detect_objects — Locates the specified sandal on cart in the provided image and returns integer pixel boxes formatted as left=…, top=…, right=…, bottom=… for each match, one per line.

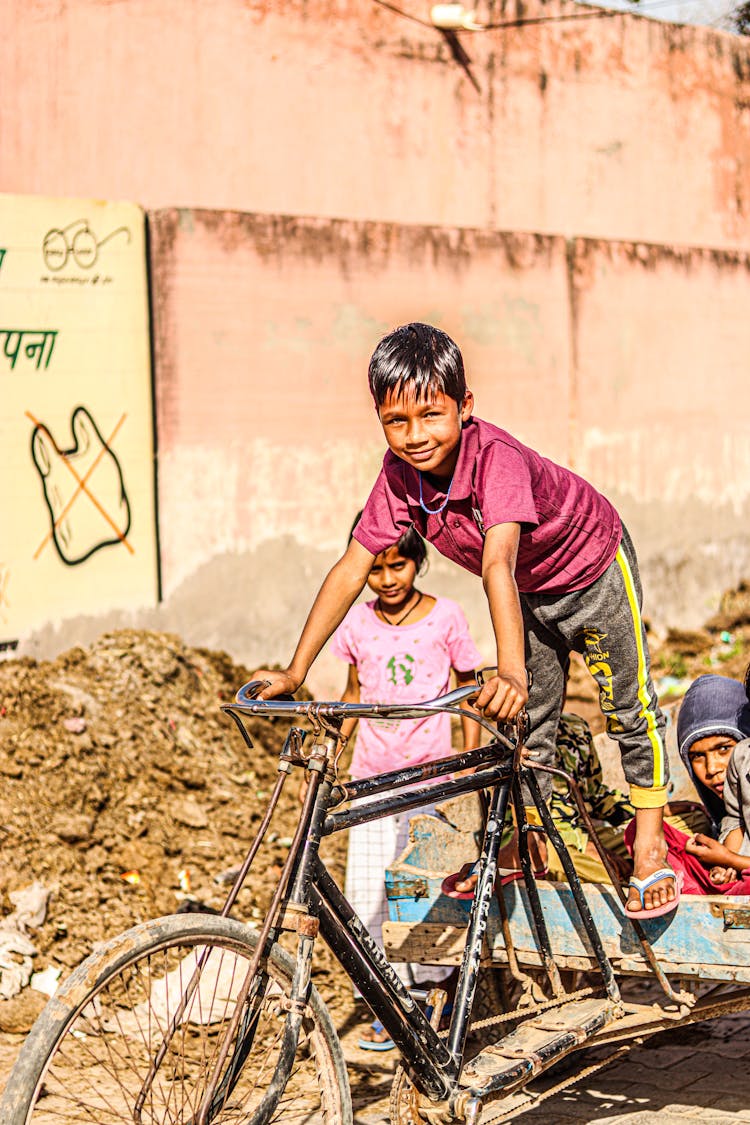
left=441, top=861, right=548, bottom=900
left=625, top=868, right=682, bottom=919
left=358, top=1019, right=395, bottom=1051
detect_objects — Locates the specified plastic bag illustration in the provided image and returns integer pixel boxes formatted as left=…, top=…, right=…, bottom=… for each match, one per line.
left=31, top=407, right=131, bottom=565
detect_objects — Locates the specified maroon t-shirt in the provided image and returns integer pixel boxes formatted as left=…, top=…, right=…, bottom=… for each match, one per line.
left=353, top=417, right=621, bottom=595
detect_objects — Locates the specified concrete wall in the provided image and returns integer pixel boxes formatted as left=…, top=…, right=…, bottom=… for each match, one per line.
left=142, top=208, right=750, bottom=695
left=3, top=1, right=750, bottom=250
left=146, top=209, right=573, bottom=690
left=570, top=239, right=750, bottom=625
left=5, top=2, right=750, bottom=694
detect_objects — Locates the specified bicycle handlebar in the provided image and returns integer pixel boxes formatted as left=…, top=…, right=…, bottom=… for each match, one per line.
left=232, top=679, right=481, bottom=721
left=228, top=679, right=527, bottom=748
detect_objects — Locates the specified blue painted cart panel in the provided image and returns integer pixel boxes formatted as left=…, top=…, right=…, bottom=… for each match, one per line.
left=384, top=808, right=750, bottom=982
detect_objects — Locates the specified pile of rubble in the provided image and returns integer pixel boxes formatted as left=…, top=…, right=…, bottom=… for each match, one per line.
left=0, top=630, right=346, bottom=1030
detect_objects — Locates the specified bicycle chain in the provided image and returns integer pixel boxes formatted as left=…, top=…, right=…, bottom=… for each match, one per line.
left=393, top=988, right=601, bottom=1124
left=436, top=986, right=595, bottom=1038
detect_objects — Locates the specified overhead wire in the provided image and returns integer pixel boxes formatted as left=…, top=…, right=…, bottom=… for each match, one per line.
left=371, top=0, right=724, bottom=30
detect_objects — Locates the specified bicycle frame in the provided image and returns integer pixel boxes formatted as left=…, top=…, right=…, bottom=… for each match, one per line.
left=213, top=681, right=652, bottom=1121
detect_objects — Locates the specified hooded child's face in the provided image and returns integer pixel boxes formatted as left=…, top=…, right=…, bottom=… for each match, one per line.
left=688, top=735, right=737, bottom=799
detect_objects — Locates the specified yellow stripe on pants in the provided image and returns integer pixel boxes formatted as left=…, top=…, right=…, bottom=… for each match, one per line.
left=615, top=545, right=666, bottom=788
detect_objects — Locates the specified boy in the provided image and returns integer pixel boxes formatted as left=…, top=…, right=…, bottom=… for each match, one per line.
left=255, top=323, right=675, bottom=916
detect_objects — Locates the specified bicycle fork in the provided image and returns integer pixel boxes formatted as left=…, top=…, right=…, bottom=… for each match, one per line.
left=196, top=762, right=331, bottom=1125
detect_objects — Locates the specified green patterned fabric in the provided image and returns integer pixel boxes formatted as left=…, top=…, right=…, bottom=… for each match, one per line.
left=549, top=712, right=635, bottom=851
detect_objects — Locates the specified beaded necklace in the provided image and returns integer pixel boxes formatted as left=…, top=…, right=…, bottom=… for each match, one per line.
left=418, top=471, right=453, bottom=515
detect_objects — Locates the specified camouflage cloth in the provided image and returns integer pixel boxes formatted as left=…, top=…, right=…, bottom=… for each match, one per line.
left=549, top=712, right=635, bottom=853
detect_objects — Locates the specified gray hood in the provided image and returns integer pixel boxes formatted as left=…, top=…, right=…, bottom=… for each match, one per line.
left=676, top=674, right=750, bottom=830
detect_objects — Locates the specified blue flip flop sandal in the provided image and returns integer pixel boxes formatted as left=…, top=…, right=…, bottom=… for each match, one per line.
left=358, top=1018, right=395, bottom=1051
left=626, top=867, right=682, bottom=919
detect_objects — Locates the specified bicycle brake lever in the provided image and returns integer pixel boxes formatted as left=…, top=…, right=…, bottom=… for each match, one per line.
left=236, top=679, right=269, bottom=702
left=235, top=679, right=296, bottom=704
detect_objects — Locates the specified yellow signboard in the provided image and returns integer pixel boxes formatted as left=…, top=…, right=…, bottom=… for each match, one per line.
left=0, top=194, right=158, bottom=651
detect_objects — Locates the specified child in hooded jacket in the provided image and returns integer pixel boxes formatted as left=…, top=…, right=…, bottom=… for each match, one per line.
left=648, top=674, right=750, bottom=894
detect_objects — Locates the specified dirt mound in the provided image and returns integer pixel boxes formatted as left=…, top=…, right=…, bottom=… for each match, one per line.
left=0, top=631, right=345, bottom=990
left=652, top=583, right=750, bottom=688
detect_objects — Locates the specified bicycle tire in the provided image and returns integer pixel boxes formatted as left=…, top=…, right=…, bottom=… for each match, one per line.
left=1, top=913, right=352, bottom=1125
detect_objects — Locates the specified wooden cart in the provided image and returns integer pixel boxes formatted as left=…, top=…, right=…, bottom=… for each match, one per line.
left=383, top=794, right=750, bottom=1117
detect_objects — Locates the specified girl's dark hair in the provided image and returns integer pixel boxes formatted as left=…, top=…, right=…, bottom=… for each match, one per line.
left=368, top=323, right=466, bottom=407
left=349, top=512, right=428, bottom=573
left=745, top=661, right=750, bottom=701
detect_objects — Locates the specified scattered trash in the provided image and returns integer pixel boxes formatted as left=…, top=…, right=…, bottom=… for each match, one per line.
left=177, top=868, right=191, bottom=893
left=121, top=870, right=141, bottom=886
left=720, top=631, right=734, bottom=644
left=0, top=883, right=51, bottom=935
left=30, top=965, right=62, bottom=997
left=0, top=931, right=38, bottom=1000
left=62, top=716, right=87, bottom=734
left=0, top=883, right=51, bottom=1000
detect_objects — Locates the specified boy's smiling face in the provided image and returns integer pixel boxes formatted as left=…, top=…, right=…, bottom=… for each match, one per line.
left=377, top=389, right=474, bottom=480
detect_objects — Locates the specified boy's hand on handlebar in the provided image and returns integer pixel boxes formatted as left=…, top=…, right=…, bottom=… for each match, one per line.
left=251, top=669, right=301, bottom=700
left=474, top=672, right=528, bottom=721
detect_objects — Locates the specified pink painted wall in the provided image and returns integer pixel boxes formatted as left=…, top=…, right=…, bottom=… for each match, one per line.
left=148, top=210, right=572, bottom=684
left=6, top=2, right=750, bottom=681
left=3, top=1, right=750, bottom=250
left=570, top=238, right=750, bottom=623
left=145, top=209, right=750, bottom=690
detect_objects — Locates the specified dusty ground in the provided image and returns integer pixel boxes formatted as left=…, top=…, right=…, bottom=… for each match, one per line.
left=0, top=582, right=748, bottom=1116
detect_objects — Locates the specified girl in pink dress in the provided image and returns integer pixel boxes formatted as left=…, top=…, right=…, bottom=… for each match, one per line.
left=331, top=520, right=482, bottom=1049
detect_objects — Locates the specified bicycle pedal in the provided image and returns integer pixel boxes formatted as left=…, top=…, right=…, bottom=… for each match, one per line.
left=460, top=998, right=618, bottom=1090
left=425, top=986, right=449, bottom=1030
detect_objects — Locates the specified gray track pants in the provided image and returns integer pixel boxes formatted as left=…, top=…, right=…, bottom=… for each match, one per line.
left=521, top=526, right=668, bottom=805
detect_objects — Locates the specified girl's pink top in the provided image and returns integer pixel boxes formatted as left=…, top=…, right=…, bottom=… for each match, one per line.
left=330, top=596, right=483, bottom=779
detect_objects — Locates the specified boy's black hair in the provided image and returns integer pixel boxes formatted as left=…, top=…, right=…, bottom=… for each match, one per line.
left=368, top=322, right=466, bottom=407
left=349, top=511, right=428, bottom=572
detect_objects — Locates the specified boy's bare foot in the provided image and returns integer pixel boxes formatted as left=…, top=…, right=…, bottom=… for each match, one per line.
left=627, top=835, right=676, bottom=913
left=453, top=831, right=548, bottom=894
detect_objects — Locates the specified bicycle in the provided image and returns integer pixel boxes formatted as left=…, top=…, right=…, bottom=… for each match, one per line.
left=1, top=674, right=683, bottom=1124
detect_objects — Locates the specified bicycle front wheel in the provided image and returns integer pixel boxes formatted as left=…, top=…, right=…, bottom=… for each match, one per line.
left=1, top=913, right=351, bottom=1125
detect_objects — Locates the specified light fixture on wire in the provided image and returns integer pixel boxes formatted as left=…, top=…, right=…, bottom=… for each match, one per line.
left=430, top=4, right=485, bottom=29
